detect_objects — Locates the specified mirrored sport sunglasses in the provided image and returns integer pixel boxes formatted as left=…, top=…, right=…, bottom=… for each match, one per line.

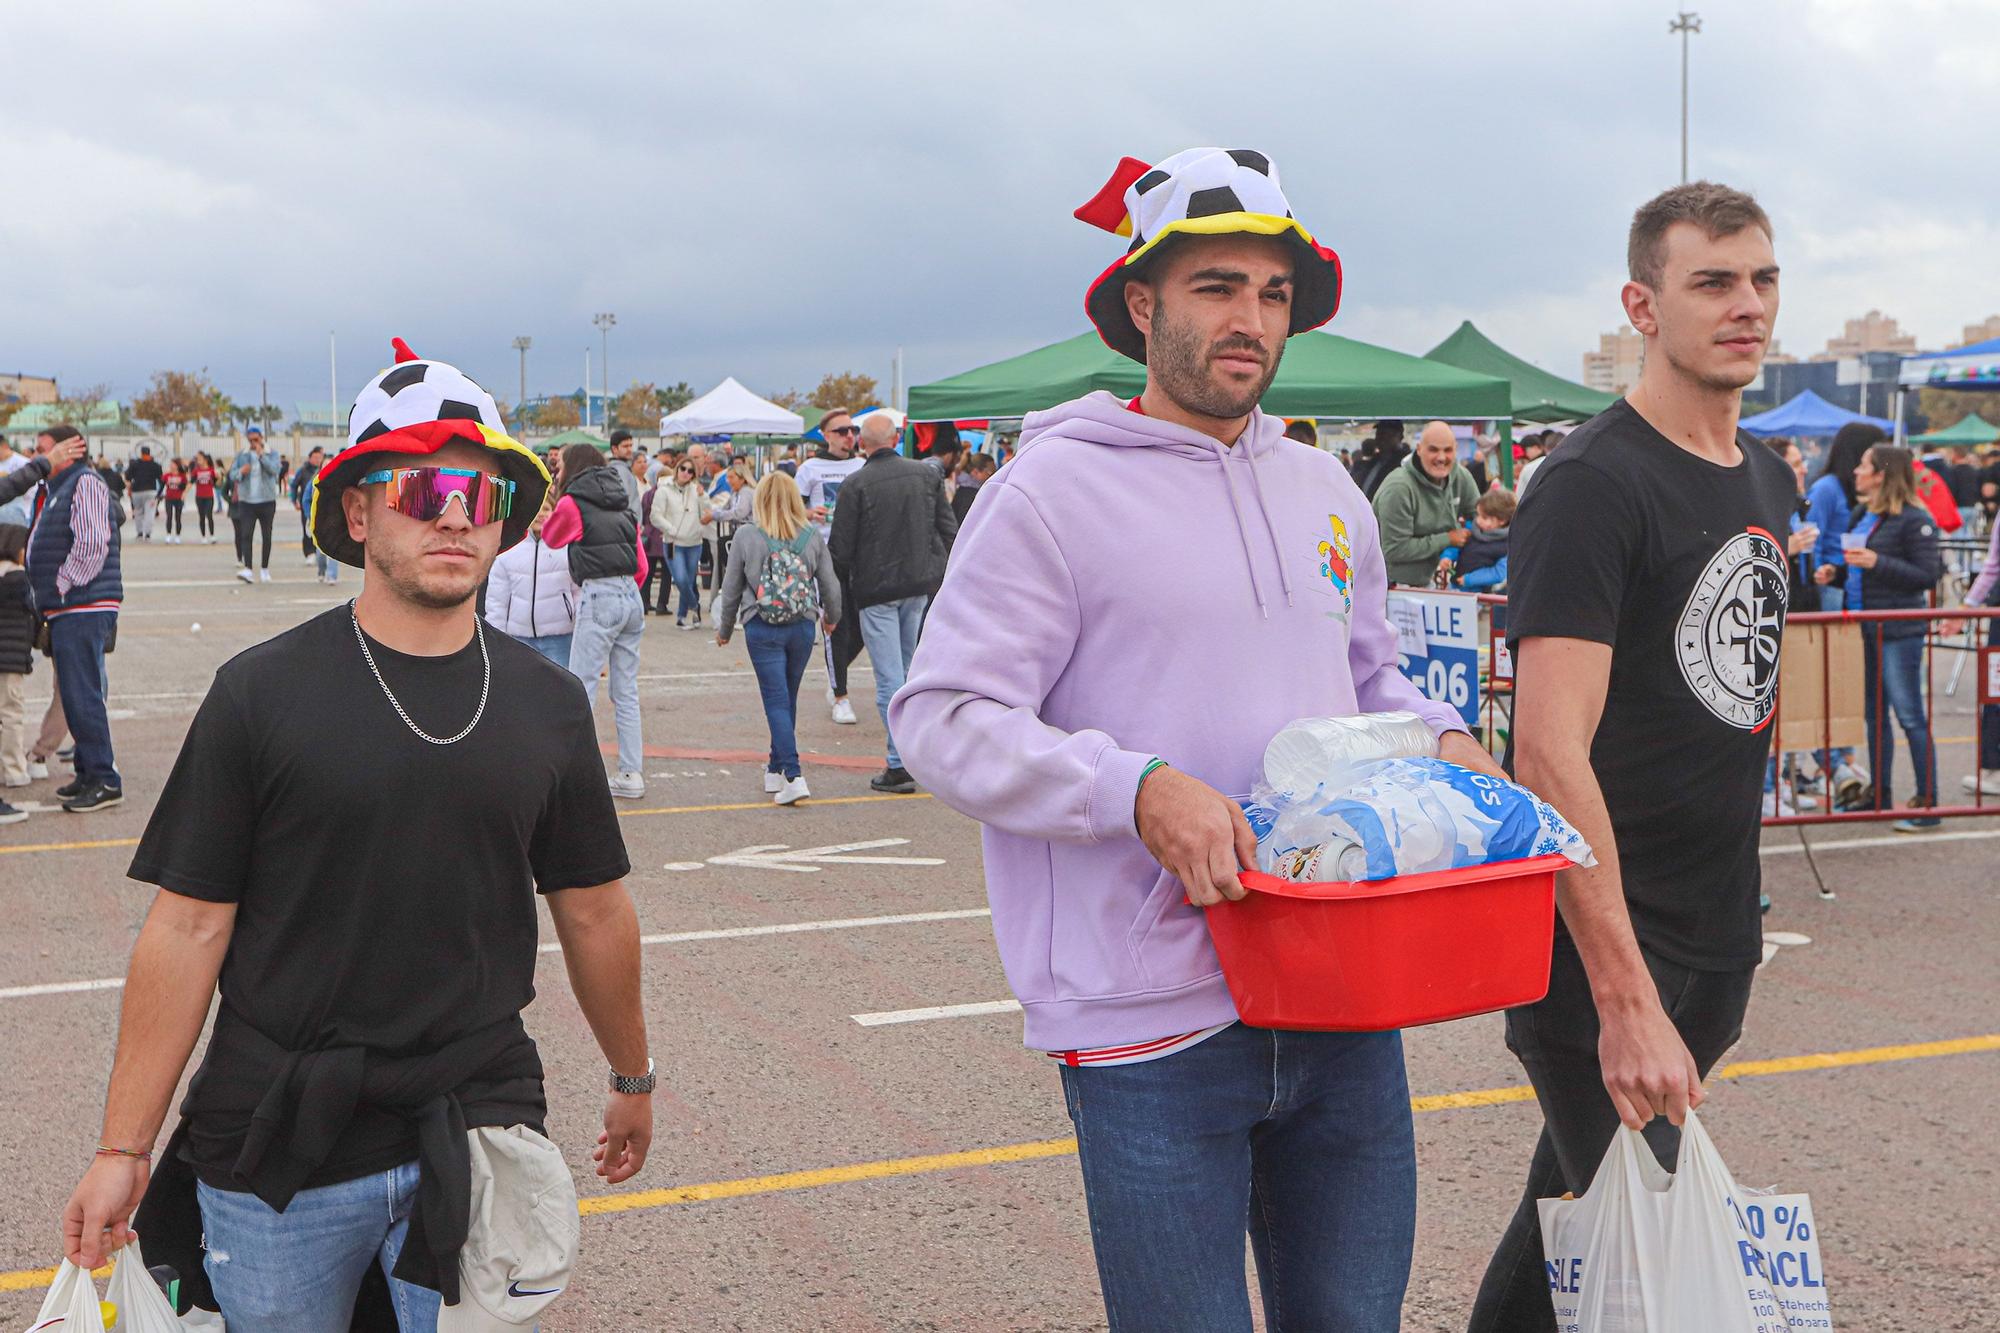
left=359, top=467, right=516, bottom=524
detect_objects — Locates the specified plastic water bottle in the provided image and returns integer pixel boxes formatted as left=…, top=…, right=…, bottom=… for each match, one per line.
left=1262, top=711, right=1438, bottom=801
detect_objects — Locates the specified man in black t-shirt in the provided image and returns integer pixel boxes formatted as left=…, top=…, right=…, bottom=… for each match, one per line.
left=62, top=343, right=654, bottom=1331
left=1469, top=186, right=1795, bottom=1331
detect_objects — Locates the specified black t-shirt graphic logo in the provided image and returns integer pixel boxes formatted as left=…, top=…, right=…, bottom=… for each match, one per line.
left=1674, top=526, right=1788, bottom=731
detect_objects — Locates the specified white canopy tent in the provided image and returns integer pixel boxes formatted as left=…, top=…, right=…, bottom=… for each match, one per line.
left=852, top=404, right=907, bottom=430
left=658, top=377, right=805, bottom=437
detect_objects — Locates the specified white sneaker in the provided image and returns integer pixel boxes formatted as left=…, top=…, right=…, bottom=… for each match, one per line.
left=826, top=684, right=837, bottom=707
left=304, top=555, right=317, bottom=565
left=1761, top=791, right=1799, bottom=818
left=775, top=775, right=810, bottom=806
left=235, top=567, right=254, bottom=584
left=831, top=697, right=857, bottom=726
left=608, top=771, right=645, bottom=800
left=1961, top=770, right=2000, bottom=796
left=28, top=760, right=48, bottom=781
left=258, top=569, right=271, bottom=583
left=764, top=772, right=785, bottom=794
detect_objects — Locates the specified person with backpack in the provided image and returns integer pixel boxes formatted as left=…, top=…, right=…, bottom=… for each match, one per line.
left=715, top=471, right=841, bottom=807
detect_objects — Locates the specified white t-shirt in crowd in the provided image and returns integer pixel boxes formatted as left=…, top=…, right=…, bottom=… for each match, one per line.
left=794, top=454, right=866, bottom=537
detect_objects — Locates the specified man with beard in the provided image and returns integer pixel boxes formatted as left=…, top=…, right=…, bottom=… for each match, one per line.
left=891, top=148, right=1507, bottom=1331
left=1468, top=183, right=1795, bottom=1330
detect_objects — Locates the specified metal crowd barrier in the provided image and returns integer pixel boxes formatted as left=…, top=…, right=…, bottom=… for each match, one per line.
left=1471, top=597, right=2000, bottom=828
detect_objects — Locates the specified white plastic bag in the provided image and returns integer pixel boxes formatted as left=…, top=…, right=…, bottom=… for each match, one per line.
left=103, top=1241, right=187, bottom=1332
left=24, top=1259, right=104, bottom=1332
left=23, top=1243, right=192, bottom=1333
left=1539, top=1111, right=1828, bottom=1332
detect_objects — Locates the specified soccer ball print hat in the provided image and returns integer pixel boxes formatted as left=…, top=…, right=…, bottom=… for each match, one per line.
left=310, top=337, right=552, bottom=568
left=1075, top=147, right=1344, bottom=363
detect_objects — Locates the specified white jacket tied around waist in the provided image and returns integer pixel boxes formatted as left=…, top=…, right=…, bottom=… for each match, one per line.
left=485, top=536, right=578, bottom=639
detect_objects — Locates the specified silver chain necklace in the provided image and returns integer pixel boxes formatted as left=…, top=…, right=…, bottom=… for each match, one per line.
left=350, top=602, right=490, bottom=746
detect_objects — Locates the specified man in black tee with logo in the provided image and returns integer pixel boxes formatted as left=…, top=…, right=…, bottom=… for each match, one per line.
left=61, top=343, right=655, bottom=1332
left=1469, top=185, right=1795, bottom=1331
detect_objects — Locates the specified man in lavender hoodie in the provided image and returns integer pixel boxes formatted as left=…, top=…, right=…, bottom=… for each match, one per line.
left=891, top=147, right=1506, bottom=1331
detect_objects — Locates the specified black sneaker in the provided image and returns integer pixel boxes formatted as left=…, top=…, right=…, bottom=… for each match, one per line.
left=56, top=746, right=75, bottom=763
left=870, top=767, right=918, bottom=795
left=0, top=800, right=26, bottom=826
left=55, top=777, right=85, bottom=800
left=61, top=782, right=123, bottom=813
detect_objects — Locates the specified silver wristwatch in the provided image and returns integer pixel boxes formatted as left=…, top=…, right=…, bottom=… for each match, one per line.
left=610, top=1058, right=656, bottom=1095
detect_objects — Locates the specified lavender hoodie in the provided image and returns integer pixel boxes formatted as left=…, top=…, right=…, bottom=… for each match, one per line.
left=889, top=392, right=1465, bottom=1051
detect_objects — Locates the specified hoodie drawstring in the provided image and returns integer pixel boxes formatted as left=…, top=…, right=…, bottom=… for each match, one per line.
left=1242, top=442, right=1295, bottom=609
left=1212, top=439, right=1271, bottom=619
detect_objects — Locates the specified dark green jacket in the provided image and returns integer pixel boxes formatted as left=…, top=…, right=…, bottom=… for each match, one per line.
left=1371, top=453, right=1480, bottom=586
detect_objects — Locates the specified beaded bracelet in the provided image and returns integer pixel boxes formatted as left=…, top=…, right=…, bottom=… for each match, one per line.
left=95, top=1145, right=152, bottom=1163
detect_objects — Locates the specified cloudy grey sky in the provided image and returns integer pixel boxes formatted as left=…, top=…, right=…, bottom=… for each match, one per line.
left=8, top=0, right=1997, bottom=417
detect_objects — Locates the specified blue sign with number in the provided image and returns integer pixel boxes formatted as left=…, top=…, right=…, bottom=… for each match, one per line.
left=1387, top=591, right=1482, bottom=730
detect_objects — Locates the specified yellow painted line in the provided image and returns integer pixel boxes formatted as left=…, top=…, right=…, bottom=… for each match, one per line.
left=619, top=793, right=933, bottom=818
left=1410, top=1085, right=1538, bottom=1112
left=579, top=1136, right=1080, bottom=1216
left=0, top=1263, right=109, bottom=1293
left=0, top=837, right=140, bottom=856
left=1, top=1036, right=1989, bottom=1296
left=1713, top=1032, right=2000, bottom=1078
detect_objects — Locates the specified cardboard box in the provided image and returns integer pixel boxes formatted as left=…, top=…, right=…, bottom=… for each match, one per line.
left=1776, top=621, right=1866, bottom=752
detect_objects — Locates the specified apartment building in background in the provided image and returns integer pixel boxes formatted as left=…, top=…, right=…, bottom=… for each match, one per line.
left=1581, top=326, right=1644, bottom=395
left=1955, top=315, right=2000, bottom=348
left=0, top=373, right=58, bottom=405
left=1823, top=310, right=1918, bottom=359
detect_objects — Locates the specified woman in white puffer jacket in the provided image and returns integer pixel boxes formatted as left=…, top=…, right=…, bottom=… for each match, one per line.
left=485, top=502, right=580, bottom=667
left=648, top=461, right=713, bottom=628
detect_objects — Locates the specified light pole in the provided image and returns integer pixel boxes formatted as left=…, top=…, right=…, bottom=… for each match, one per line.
left=593, top=312, right=616, bottom=429
left=511, top=336, right=531, bottom=436
left=1670, top=11, right=1701, bottom=183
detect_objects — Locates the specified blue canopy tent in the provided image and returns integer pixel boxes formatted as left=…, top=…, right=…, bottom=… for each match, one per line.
left=1738, top=388, right=1893, bottom=439
left=1894, top=337, right=2000, bottom=445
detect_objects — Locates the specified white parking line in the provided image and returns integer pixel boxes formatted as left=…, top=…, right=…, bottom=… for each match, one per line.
left=1760, top=826, right=2000, bottom=855
left=852, top=1000, right=1021, bottom=1027
left=0, top=908, right=994, bottom=1003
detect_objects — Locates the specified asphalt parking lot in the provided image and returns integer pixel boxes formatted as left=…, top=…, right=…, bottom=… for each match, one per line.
left=2, top=540, right=1995, bottom=1330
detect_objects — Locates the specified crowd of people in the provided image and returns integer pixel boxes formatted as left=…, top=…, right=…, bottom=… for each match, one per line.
left=8, top=152, right=2000, bottom=1332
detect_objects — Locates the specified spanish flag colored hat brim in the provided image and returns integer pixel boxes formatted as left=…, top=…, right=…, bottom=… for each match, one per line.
left=309, top=418, right=550, bottom=569
left=1083, top=214, right=1343, bottom=363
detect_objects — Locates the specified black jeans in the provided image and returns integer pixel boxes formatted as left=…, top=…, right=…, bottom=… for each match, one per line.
left=1467, top=932, right=1757, bottom=1331
left=235, top=500, right=276, bottom=570
left=164, top=498, right=183, bottom=536
left=824, top=570, right=863, bottom=696
left=194, top=496, right=214, bottom=537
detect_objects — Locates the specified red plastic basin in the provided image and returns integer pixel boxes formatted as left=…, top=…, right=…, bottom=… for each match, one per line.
left=1204, top=854, right=1564, bottom=1031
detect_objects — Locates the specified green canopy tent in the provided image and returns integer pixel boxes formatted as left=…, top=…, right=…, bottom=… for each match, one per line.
left=907, top=330, right=1512, bottom=424
left=1909, top=413, right=2000, bottom=447
left=537, top=428, right=610, bottom=452
left=1422, top=321, right=1618, bottom=424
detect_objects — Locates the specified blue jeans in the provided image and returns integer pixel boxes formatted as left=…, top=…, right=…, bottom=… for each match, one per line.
left=667, top=544, right=702, bottom=619
left=49, top=611, right=118, bottom=787
left=520, top=632, right=573, bottom=669
left=314, top=549, right=340, bottom=583
left=858, top=596, right=926, bottom=768
left=197, top=1164, right=440, bottom=1332
left=1863, top=627, right=1936, bottom=812
left=745, top=616, right=815, bottom=780
left=1059, top=1023, right=1415, bottom=1332
left=568, top=578, right=645, bottom=775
